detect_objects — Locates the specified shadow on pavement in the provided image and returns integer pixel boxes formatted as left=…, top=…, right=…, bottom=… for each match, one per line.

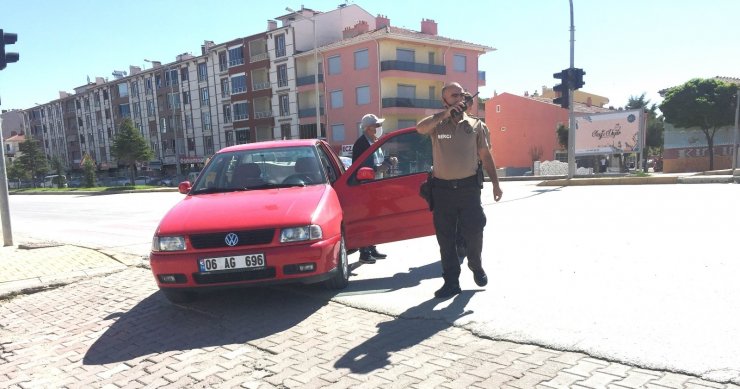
left=301, top=261, right=440, bottom=298
left=83, top=287, right=326, bottom=365
left=334, top=291, right=476, bottom=373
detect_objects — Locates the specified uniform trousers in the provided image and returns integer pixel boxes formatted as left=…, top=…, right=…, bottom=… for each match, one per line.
left=431, top=178, right=487, bottom=286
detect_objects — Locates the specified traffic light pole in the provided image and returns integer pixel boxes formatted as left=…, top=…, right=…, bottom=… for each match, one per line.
left=567, top=0, right=576, bottom=179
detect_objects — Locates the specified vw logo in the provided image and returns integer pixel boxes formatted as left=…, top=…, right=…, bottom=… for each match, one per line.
left=224, top=233, right=239, bottom=246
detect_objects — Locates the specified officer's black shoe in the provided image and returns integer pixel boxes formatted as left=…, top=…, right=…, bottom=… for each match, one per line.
left=434, top=283, right=462, bottom=299
left=358, top=252, right=376, bottom=264
left=473, top=270, right=488, bottom=287
left=369, top=246, right=387, bottom=259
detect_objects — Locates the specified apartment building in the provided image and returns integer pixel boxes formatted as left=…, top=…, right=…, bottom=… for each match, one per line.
left=23, top=4, right=492, bottom=176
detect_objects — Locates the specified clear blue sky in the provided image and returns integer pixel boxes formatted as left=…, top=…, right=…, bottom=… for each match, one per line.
left=1, top=0, right=738, bottom=112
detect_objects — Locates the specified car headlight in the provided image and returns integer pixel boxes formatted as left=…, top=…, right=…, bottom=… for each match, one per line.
left=152, top=236, right=186, bottom=251
left=280, top=225, right=322, bottom=243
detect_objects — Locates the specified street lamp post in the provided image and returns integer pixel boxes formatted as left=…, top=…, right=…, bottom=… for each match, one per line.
left=286, top=7, right=321, bottom=137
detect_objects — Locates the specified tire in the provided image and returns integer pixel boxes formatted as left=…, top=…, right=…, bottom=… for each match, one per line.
left=324, top=232, right=349, bottom=289
left=161, top=288, right=197, bottom=304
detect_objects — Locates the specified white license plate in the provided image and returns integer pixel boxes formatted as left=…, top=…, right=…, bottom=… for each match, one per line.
left=198, top=253, right=265, bottom=273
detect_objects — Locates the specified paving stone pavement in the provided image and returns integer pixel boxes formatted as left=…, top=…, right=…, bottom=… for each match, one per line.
left=1, top=267, right=739, bottom=389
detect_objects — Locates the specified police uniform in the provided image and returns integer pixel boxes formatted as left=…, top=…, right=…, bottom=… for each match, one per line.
left=426, top=114, right=490, bottom=288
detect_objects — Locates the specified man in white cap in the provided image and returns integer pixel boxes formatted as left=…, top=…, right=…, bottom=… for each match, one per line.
left=352, top=113, right=397, bottom=264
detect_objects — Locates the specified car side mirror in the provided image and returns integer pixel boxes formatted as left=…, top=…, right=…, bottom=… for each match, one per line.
left=178, top=181, right=192, bottom=194
left=356, top=167, right=375, bottom=181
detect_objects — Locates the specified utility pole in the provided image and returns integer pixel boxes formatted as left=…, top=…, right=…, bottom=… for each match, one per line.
left=567, top=0, right=576, bottom=178
left=732, top=86, right=739, bottom=176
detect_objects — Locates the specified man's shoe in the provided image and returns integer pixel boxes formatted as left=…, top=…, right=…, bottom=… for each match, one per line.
left=359, top=253, right=376, bottom=264
left=434, top=283, right=462, bottom=299
left=369, top=246, right=387, bottom=259
left=473, top=270, right=488, bottom=287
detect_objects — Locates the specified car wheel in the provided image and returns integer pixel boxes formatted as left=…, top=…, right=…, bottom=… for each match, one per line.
left=324, top=232, right=349, bottom=289
left=161, top=288, right=197, bottom=304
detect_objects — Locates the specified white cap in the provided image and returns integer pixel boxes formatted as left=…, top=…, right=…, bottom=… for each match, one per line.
left=360, top=113, right=385, bottom=129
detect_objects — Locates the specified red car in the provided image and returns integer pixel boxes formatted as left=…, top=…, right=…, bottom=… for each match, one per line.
left=150, top=128, right=435, bottom=303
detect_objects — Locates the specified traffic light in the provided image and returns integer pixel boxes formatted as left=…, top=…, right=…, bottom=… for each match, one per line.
left=570, top=68, right=585, bottom=90
left=1, top=29, right=19, bottom=70
left=553, top=69, right=570, bottom=109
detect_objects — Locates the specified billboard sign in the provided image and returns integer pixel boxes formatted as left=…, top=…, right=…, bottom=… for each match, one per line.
left=575, top=109, right=643, bottom=155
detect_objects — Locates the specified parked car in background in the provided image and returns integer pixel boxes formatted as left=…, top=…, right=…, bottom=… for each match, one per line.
left=150, top=128, right=436, bottom=303
left=157, top=177, right=175, bottom=186
left=43, top=175, right=67, bottom=188
left=134, top=176, right=153, bottom=185
left=111, top=176, right=131, bottom=186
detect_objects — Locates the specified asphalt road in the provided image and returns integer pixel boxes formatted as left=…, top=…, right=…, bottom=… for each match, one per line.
left=6, top=182, right=740, bottom=381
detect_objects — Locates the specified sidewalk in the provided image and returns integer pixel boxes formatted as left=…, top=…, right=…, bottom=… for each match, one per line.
left=0, top=240, right=145, bottom=299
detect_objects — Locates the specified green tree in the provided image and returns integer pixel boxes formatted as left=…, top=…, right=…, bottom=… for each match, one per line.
left=16, top=136, right=49, bottom=187
left=50, top=157, right=66, bottom=188
left=556, top=124, right=568, bottom=149
left=82, top=153, right=97, bottom=187
left=110, top=119, right=153, bottom=185
left=659, top=78, right=735, bottom=170
left=7, top=160, right=30, bottom=183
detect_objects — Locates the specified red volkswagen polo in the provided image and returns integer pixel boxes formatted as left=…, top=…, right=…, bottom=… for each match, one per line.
left=150, top=129, right=435, bottom=303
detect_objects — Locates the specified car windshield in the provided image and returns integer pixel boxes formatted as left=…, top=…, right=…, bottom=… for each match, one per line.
left=190, top=146, right=327, bottom=194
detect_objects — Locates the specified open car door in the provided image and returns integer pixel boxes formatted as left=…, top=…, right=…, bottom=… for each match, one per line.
left=333, top=128, right=436, bottom=250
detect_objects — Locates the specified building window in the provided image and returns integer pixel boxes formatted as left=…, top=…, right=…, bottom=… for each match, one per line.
left=204, top=136, right=214, bottom=155
left=354, top=49, right=368, bottom=70
left=233, top=102, right=249, bottom=121
left=223, top=104, right=232, bottom=123
left=330, top=90, right=343, bottom=108
left=218, top=51, right=227, bottom=72
left=277, top=64, right=288, bottom=88
left=279, top=94, right=290, bottom=116
left=167, top=93, right=180, bottom=109
left=133, top=102, right=141, bottom=116
left=496, top=105, right=501, bottom=113
left=180, top=67, right=188, bottom=81
left=201, top=112, right=212, bottom=130
left=200, top=87, right=209, bottom=104
left=118, top=83, right=128, bottom=98
left=274, top=34, right=286, bottom=57
left=398, top=119, right=417, bottom=129
left=500, top=127, right=506, bottom=132
left=228, top=46, right=244, bottom=67
left=256, top=126, right=272, bottom=141
left=236, top=129, right=249, bottom=144
left=118, top=104, right=130, bottom=118
left=146, top=100, right=155, bottom=116
left=332, top=124, right=345, bottom=142
left=328, top=55, right=341, bottom=75
left=145, top=79, right=152, bottom=95
left=198, top=63, right=208, bottom=81
left=396, top=48, right=414, bottom=62
left=182, top=91, right=190, bottom=105
left=188, top=137, right=195, bottom=151
left=231, top=75, right=247, bottom=94
left=398, top=84, right=415, bottom=99
left=356, top=86, right=370, bottom=105
left=280, top=123, right=292, bottom=139
left=225, top=131, right=234, bottom=146
left=165, top=69, right=178, bottom=86
left=220, top=78, right=230, bottom=97
left=130, top=81, right=139, bottom=96
left=453, top=54, right=466, bottom=72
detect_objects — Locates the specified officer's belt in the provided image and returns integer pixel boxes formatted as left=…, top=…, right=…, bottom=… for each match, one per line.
left=432, top=174, right=478, bottom=189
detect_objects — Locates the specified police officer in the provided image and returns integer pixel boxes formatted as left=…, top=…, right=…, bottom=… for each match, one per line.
left=416, top=82, right=503, bottom=298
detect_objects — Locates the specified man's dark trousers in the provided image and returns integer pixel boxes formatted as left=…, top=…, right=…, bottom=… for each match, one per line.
left=431, top=182, right=487, bottom=286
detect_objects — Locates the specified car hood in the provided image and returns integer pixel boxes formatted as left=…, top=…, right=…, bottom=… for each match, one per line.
left=156, top=185, right=329, bottom=235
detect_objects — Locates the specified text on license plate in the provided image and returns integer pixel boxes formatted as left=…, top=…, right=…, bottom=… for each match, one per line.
left=198, top=253, right=265, bottom=272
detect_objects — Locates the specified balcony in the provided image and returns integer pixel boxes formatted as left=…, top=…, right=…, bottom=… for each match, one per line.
left=228, top=58, right=245, bottom=67
left=296, top=74, right=324, bottom=87
left=382, top=98, right=444, bottom=109
left=298, top=107, right=325, bottom=118
left=380, top=60, right=446, bottom=75
left=250, top=53, right=268, bottom=62
left=253, top=82, right=270, bottom=91
left=254, top=110, right=273, bottom=119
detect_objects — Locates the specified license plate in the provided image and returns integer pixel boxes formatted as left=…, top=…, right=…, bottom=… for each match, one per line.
left=198, top=253, right=265, bottom=273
